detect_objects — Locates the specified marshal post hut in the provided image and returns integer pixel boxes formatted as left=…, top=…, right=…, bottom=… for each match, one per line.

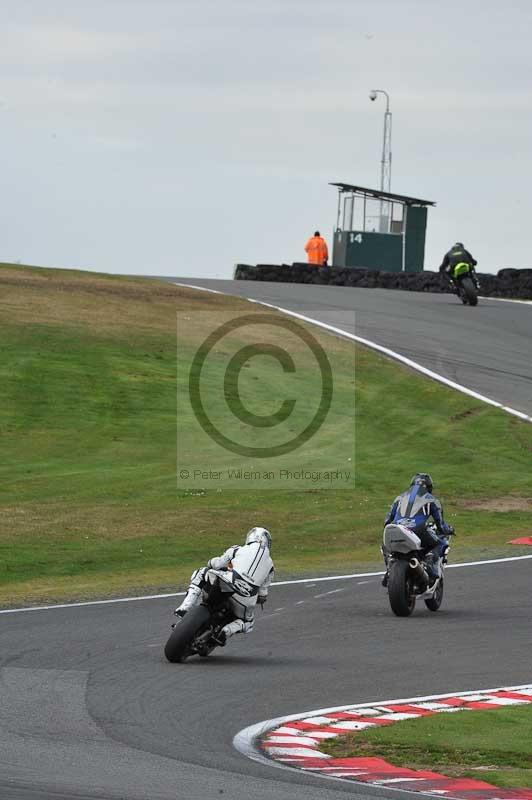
left=331, top=182, right=435, bottom=272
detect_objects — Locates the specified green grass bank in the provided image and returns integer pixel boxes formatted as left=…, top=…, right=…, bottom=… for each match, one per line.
left=0, top=263, right=531, bottom=605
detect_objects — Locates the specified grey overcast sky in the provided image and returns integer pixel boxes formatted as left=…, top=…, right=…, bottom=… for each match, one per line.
left=1, top=0, right=531, bottom=277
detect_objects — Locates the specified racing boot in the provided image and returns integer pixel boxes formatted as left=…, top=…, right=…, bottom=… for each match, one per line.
left=425, top=553, right=442, bottom=586
left=174, top=584, right=202, bottom=618
left=218, top=618, right=254, bottom=643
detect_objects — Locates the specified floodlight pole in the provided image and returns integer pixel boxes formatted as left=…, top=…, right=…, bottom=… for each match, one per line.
left=369, top=89, right=392, bottom=232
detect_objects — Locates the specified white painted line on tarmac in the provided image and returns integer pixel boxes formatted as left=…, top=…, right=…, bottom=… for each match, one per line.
left=0, top=591, right=185, bottom=614
left=1, top=554, right=530, bottom=614
left=172, top=280, right=532, bottom=423
left=480, top=295, right=532, bottom=306
left=446, top=553, right=532, bottom=569
left=272, top=554, right=532, bottom=587
left=252, top=299, right=532, bottom=424
left=257, top=611, right=284, bottom=621
left=173, top=282, right=226, bottom=295
left=313, top=588, right=346, bottom=599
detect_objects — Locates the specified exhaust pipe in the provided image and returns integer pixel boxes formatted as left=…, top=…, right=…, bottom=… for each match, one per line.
left=409, top=558, right=428, bottom=590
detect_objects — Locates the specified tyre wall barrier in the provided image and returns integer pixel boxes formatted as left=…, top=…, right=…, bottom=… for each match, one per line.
left=233, top=263, right=532, bottom=299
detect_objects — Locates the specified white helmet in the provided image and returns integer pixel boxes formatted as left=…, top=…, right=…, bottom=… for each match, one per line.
left=245, top=526, right=272, bottom=550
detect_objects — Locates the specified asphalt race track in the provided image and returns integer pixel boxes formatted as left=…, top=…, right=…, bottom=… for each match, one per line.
left=1, top=280, right=531, bottom=799
left=1, top=561, right=531, bottom=800
left=173, top=279, right=532, bottom=417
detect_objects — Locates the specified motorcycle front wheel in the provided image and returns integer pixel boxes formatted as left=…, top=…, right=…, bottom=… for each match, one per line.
left=164, top=605, right=211, bottom=663
left=388, top=560, right=416, bottom=617
left=425, top=576, right=444, bottom=612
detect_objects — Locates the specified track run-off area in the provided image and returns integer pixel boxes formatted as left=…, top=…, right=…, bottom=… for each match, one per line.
left=1, top=280, right=531, bottom=800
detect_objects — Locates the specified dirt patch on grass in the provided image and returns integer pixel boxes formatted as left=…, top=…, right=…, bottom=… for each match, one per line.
left=451, top=406, right=486, bottom=421
left=456, top=496, right=532, bottom=512
left=0, top=263, right=251, bottom=333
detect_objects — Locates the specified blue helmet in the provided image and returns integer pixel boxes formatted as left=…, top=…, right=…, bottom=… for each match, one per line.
left=410, top=473, right=433, bottom=493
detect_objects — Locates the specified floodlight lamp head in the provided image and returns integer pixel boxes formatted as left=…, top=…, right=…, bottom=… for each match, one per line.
left=369, top=90, right=377, bottom=101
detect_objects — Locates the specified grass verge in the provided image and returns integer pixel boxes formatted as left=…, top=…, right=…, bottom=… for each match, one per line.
left=321, top=704, right=532, bottom=789
left=1, top=262, right=532, bottom=605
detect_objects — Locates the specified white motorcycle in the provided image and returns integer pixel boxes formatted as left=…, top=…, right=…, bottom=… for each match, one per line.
left=164, top=576, right=237, bottom=663
left=382, top=522, right=452, bottom=617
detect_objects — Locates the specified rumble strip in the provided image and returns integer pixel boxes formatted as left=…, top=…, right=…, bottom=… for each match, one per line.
left=237, top=684, right=532, bottom=799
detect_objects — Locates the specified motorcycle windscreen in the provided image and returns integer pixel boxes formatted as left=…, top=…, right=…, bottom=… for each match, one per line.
left=383, top=523, right=422, bottom=553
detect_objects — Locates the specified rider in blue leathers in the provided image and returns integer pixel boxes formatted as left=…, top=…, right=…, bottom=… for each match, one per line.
left=382, top=473, right=454, bottom=586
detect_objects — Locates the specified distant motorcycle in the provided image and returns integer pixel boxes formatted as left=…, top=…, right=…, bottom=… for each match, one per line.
left=449, top=263, right=479, bottom=306
left=164, top=575, right=237, bottom=663
left=382, top=522, right=452, bottom=617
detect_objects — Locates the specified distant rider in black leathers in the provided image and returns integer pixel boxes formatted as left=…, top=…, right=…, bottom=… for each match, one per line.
left=439, top=242, right=480, bottom=289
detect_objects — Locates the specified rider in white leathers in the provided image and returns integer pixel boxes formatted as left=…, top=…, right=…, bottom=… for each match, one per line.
left=174, top=527, right=274, bottom=645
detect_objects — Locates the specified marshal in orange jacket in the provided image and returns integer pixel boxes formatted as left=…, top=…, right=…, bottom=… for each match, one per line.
left=304, top=232, right=328, bottom=266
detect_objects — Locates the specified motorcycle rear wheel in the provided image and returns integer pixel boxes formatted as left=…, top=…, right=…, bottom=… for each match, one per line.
left=164, top=605, right=211, bottom=663
left=388, top=560, right=416, bottom=617
left=461, top=276, right=478, bottom=306
left=425, top=576, right=444, bottom=612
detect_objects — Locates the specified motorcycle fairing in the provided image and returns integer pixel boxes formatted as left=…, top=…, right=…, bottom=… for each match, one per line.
left=452, top=262, right=471, bottom=278
left=383, top=523, right=422, bottom=553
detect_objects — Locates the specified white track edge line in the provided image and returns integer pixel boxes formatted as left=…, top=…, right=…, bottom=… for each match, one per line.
left=1, top=555, right=531, bottom=614
left=233, top=682, right=532, bottom=794
left=479, top=295, right=532, bottom=305
left=172, top=281, right=532, bottom=423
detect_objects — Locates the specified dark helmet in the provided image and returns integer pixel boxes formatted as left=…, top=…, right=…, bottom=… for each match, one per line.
left=453, top=242, right=464, bottom=249
left=410, top=472, right=433, bottom=493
